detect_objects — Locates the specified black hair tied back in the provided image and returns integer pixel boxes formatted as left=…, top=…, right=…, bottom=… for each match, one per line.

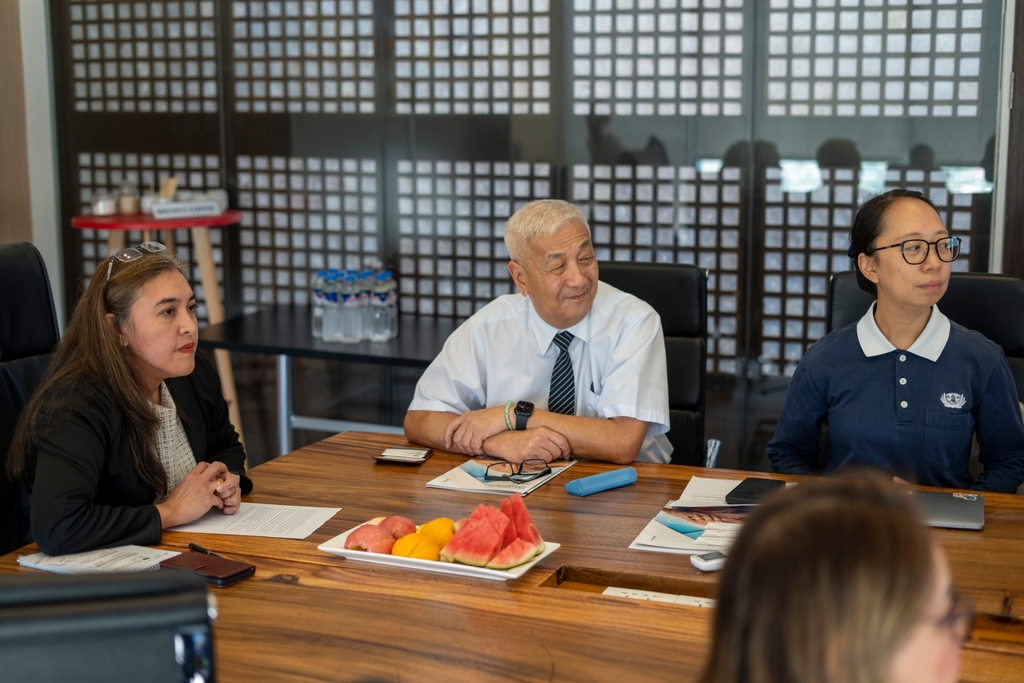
left=848, top=188, right=938, bottom=296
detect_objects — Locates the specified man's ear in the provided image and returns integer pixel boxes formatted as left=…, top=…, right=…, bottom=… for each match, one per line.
left=508, top=260, right=529, bottom=297
left=858, top=252, right=881, bottom=285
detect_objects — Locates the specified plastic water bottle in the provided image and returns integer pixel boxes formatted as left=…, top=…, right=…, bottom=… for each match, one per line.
left=368, top=271, right=389, bottom=342
left=310, top=270, right=328, bottom=339
left=321, top=273, right=342, bottom=342
left=378, top=270, right=398, bottom=341
left=357, top=269, right=375, bottom=340
left=339, top=274, right=363, bottom=343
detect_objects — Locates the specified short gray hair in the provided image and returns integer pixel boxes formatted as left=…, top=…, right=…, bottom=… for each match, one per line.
left=504, top=199, right=591, bottom=263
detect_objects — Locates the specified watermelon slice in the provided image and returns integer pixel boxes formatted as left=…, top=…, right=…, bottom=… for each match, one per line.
left=505, top=493, right=544, bottom=553
left=379, top=515, right=417, bottom=540
left=344, top=524, right=396, bottom=554
left=453, top=517, right=468, bottom=532
left=498, top=497, right=520, bottom=549
left=439, top=519, right=503, bottom=566
left=486, top=538, right=540, bottom=570
left=467, top=504, right=512, bottom=548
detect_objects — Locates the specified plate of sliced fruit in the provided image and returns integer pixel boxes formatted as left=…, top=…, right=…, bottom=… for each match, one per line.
left=318, top=493, right=559, bottom=581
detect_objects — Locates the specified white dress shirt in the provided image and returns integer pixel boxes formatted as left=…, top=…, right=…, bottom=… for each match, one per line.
left=409, top=281, right=673, bottom=462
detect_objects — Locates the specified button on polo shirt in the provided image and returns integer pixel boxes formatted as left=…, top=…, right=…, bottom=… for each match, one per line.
left=857, top=302, right=949, bottom=425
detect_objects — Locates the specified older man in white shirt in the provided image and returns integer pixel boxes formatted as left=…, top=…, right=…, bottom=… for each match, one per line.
left=404, top=199, right=672, bottom=464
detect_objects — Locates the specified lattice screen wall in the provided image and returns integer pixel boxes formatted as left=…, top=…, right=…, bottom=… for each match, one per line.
left=69, top=0, right=219, bottom=113
left=393, top=0, right=552, bottom=115
left=572, top=0, right=746, bottom=116
left=235, top=155, right=382, bottom=313
left=73, top=152, right=224, bottom=323
left=229, top=0, right=376, bottom=113
left=766, top=0, right=985, bottom=117
left=570, top=164, right=743, bottom=374
left=396, top=160, right=554, bottom=317
left=758, top=165, right=980, bottom=377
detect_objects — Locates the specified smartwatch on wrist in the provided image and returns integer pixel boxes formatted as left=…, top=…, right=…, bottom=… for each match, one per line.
left=514, top=401, right=534, bottom=431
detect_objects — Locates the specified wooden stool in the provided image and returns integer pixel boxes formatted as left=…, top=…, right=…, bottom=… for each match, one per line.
left=71, top=211, right=246, bottom=447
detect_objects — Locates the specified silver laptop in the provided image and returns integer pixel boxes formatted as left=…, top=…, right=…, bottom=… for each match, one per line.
left=910, top=491, right=985, bottom=530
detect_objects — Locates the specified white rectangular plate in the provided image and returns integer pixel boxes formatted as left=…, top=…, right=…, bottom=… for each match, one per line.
left=318, top=524, right=559, bottom=581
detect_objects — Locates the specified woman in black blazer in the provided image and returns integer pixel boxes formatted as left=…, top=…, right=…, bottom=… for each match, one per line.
left=8, top=243, right=252, bottom=555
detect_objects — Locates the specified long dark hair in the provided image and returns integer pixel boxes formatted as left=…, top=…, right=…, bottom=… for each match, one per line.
left=8, top=250, right=191, bottom=499
left=849, top=189, right=939, bottom=296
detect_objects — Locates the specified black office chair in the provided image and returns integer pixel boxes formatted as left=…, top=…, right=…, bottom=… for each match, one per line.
left=828, top=271, right=1024, bottom=399
left=599, top=262, right=707, bottom=466
left=0, top=242, right=61, bottom=554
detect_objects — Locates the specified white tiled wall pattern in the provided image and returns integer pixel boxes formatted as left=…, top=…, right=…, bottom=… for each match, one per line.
left=766, top=0, right=984, bottom=117
left=759, top=165, right=977, bottom=378
left=571, top=0, right=745, bottom=117
left=74, top=152, right=223, bottom=323
left=229, top=0, right=376, bottom=113
left=235, top=156, right=382, bottom=313
left=69, top=0, right=219, bottom=113
left=396, top=160, right=553, bottom=316
left=394, top=0, right=552, bottom=115
left=571, top=164, right=743, bottom=374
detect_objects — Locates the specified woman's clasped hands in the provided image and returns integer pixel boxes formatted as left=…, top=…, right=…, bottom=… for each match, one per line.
left=156, top=461, right=243, bottom=529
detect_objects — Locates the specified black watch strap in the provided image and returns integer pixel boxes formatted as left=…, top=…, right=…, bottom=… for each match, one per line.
left=515, top=411, right=529, bottom=431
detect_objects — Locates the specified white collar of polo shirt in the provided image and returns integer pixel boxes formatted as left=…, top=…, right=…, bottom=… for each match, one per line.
left=526, top=295, right=592, bottom=355
left=856, top=301, right=951, bottom=362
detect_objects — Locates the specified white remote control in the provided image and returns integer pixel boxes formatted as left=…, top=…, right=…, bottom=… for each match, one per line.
left=690, top=551, right=727, bottom=572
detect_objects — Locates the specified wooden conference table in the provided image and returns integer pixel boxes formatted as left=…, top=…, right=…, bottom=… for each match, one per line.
left=4, top=432, right=1024, bottom=682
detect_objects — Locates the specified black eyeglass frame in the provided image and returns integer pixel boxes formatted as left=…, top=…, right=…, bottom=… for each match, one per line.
left=105, top=241, right=167, bottom=283
left=933, top=589, right=975, bottom=643
left=863, top=236, right=962, bottom=265
left=483, top=458, right=553, bottom=483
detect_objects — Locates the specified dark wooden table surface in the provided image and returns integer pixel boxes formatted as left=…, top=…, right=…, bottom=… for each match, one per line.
left=3, top=431, right=1024, bottom=682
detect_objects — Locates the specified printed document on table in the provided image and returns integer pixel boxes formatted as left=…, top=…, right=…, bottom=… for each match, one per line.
left=667, top=476, right=745, bottom=507
left=667, top=475, right=796, bottom=508
left=169, top=503, right=340, bottom=539
left=426, top=459, right=577, bottom=496
left=18, top=545, right=180, bottom=575
left=629, top=519, right=742, bottom=555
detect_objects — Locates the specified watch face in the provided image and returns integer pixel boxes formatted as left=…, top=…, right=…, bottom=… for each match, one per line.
left=515, top=401, right=534, bottom=416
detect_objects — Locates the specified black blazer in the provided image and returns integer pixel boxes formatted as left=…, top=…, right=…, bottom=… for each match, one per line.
left=25, top=353, right=252, bottom=555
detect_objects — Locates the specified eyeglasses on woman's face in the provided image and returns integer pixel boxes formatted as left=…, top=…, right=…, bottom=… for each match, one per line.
left=106, top=241, right=166, bottom=283
left=864, top=237, right=961, bottom=265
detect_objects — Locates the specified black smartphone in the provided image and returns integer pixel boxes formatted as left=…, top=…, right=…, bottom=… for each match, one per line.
left=725, top=477, right=784, bottom=505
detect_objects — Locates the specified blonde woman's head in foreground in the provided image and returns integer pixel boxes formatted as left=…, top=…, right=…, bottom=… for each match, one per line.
left=700, top=474, right=970, bottom=683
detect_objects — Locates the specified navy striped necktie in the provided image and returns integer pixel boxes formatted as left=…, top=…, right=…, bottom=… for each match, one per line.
left=548, top=331, right=576, bottom=415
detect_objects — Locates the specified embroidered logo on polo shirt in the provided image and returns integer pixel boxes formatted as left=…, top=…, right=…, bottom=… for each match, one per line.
left=940, top=393, right=966, bottom=409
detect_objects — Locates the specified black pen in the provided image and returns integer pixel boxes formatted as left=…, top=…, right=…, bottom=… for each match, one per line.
left=189, top=543, right=222, bottom=558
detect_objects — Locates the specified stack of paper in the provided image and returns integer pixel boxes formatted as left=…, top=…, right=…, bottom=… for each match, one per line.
left=18, top=545, right=180, bottom=575
left=426, top=458, right=576, bottom=496
left=629, top=476, right=752, bottom=555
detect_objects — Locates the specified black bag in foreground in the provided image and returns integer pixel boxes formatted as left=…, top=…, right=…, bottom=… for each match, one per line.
left=0, top=571, right=215, bottom=683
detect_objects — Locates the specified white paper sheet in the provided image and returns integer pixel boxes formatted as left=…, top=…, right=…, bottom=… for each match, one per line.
left=602, top=586, right=716, bottom=608
left=628, top=519, right=740, bottom=555
left=668, top=476, right=744, bottom=507
left=169, top=502, right=340, bottom=539
left=18, top=545, right=180, bottom=575
left=426, top=459, right=576, bottom=496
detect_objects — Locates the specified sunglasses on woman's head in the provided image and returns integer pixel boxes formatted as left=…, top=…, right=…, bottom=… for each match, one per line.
left=105, top=242, right=166, bottom=283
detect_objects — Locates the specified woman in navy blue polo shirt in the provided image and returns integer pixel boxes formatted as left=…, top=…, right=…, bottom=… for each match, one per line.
left=768, top=189, right=1024, bottom=492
